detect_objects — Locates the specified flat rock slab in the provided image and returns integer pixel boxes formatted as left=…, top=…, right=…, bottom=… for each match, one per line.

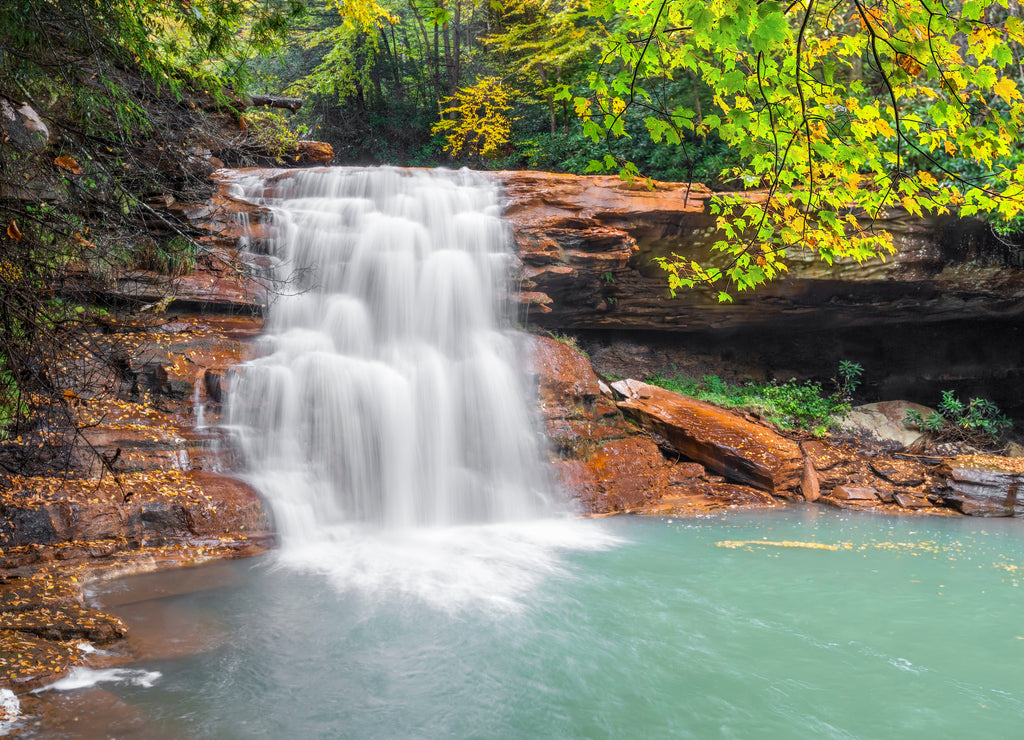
left=833, top=485, right=879, bottom=501
left=938, top=454, right=1024, bottom=516
left=894, top=493, right=933, bottom=509
left=0, top=605, right=127, bottom=643
left=612, top=379, right=802, bottom=494
left=870, top=459, right=927, bottom=486
left=0, top=578, right=80, bottom=615
left=638, top=483, right=777, bottom=516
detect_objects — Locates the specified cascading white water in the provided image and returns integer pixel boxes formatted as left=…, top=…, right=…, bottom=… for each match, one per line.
left=225, top=167, right=554, bottom=543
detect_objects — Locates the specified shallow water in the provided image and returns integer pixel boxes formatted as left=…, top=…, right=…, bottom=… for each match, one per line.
left=60, top=507, right=1024, bottom=739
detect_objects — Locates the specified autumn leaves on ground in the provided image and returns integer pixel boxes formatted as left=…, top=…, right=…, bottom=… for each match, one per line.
left=0, top=302, right=272, bottom=692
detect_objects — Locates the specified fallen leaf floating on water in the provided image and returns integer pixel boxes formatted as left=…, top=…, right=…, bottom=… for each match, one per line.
left=717, top=540, right=845, bottom=551
left=53, top=155, right=82, bottom=174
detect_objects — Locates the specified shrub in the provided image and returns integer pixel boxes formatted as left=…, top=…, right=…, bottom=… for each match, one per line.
left=905, top=390, right=1012, bottom=449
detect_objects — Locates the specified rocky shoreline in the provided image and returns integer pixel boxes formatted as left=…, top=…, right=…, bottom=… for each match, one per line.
left=1, top=165, right=1022, bottom=708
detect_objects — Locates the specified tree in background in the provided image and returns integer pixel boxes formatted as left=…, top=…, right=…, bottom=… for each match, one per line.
left=485, top=0, right=597, bottom=135
left=275, top=0, right=501, bottom=161
left=432, top=75, right=514, bottom=160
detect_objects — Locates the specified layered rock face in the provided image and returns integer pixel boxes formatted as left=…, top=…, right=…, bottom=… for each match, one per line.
left=501, top=170, right=1024, bottom=332
left=499, top=171, right=1024, bottom=419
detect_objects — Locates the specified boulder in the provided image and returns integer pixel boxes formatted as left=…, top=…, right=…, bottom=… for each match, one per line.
left=612, top=379, right=802, bottom=494
left=836, top=401, right=932, bottom=450
left=554, top=436, right=680, bottom=513
left=0, top=100, right=50, bottom=151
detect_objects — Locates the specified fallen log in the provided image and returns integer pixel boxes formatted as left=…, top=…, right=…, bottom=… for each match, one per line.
left=612, top=379, right=803, bottom=495
left=248, top=95, right=302, bottom=112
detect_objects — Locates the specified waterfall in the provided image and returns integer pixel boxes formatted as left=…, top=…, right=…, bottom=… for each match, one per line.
left=225, top=167, right=554, bottom=542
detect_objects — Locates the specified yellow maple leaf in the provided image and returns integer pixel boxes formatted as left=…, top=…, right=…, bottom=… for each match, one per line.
left=993, top=76, right=1022, bottom=103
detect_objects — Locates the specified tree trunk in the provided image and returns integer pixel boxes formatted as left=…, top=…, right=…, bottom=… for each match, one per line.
left=452, top=0, right=462, bottom=91
left=247, top=95, right=302, bottom=112
left=443, top=19, right=454, bottom=93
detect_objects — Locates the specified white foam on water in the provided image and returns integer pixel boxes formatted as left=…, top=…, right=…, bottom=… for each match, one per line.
left=270, top=517, right=622, bottom=614
left=33, top=667, right=162, bottom=693
left=0, top=689, right=18, bottom=725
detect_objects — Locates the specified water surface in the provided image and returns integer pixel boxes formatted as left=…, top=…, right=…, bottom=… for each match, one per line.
left=77, top=508, right=1024, bottom=739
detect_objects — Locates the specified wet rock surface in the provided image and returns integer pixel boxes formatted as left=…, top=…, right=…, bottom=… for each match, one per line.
left=532, top=335, right=779, bottom=516
left=532, top=340, right=1020, bottom=522
left=0, top=216, right=272, bottom=692
left=8, top=165, right=1024, bottom=699
left=499, top=171, right=1024, bottom=333
left=937, top=455, right=1024, bottom=516
left=612, top=378, right=803, bottom=494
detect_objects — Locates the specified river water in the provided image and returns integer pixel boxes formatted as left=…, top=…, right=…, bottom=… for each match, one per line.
left=70, top=508, right=1024, bottom=738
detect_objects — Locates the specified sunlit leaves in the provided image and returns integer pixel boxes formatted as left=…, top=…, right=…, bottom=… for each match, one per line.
left=583, top=0, right=1024, bottom=299
left=432, top=77, right=515, bottom=158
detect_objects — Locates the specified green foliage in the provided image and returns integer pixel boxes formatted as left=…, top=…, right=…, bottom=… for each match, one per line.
left=905, top=390, right=1012, bottom=448
left=134, top=237, right=200, bottom=276
left=833, top=360, right=864, bottom=405
left=0, top=356, right=27, bottom=439
left=581, top=0, right=1024, bottom=299
left=2, top=0, right=303, bottom=102
left=0, top=0, right=309, bottom=453
left=242, top=109, right=302, bottom=159
left=646, top=365, right=858, bottom=436
left=503, top=111, right=738, bottom=179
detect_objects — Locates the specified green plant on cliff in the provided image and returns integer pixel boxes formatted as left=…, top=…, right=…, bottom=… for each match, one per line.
left=832, top=360, right=864, bottom=406
left=548, top=332, right=589, bottom=358
left=905, top=390, right=1012, bottom=448
left=647, top=364, right=858, bottom=436
left=0, top=0, right=303, bottom=462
